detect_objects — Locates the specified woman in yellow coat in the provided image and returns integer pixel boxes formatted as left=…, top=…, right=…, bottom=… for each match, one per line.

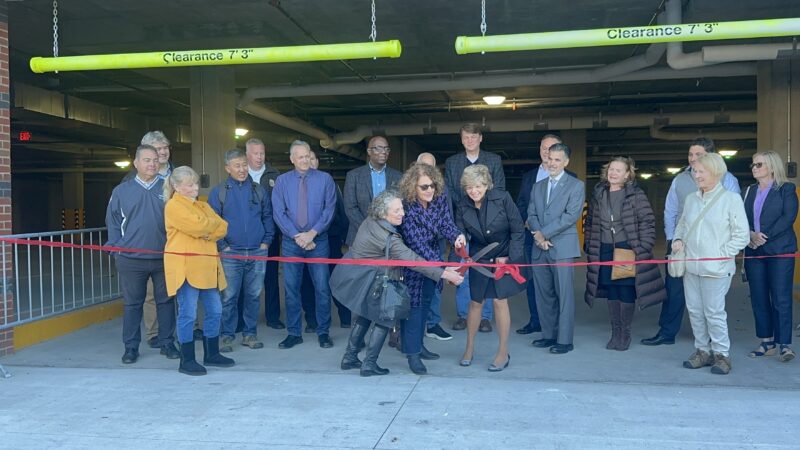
left=164, top=166, right=234, bottom=376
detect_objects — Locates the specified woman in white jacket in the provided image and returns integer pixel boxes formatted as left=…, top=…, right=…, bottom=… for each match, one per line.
left=672, top=153, right=749, bottom=375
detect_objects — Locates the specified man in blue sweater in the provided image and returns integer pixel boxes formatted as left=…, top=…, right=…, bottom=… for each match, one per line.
left=209, top=149, right=275, bottom=352
left=106, top=145, right=179, bottom=364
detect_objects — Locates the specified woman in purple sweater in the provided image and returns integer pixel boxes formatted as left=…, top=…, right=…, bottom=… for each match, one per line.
left=397, top=163, right=466, bottom=375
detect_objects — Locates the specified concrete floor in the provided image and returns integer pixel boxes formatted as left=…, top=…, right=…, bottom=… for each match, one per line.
left=2, top=267, right=800, bottom=449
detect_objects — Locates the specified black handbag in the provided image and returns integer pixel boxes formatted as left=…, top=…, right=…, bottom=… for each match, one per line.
left=365, top=234, right=411, bottom=322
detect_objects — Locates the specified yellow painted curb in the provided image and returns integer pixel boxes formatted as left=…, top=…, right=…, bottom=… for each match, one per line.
left=13, top=299, right=123, bottom=350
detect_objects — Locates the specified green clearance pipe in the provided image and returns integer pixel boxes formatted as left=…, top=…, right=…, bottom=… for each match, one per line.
left=455, top=18, right=800, bottom=54
left=30, top=40, right=402, bottom=73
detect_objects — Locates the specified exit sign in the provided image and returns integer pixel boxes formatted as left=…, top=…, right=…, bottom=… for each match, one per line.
left=19, top=131, right=32, bottom=141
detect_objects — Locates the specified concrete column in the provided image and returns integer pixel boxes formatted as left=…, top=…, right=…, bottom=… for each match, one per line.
left=0, top=3, right=13, bottom=356
left=62, top=172, right=84, bottom=229
left=189, top=68, right=236, bottom=192
left=757, top=60, right=800, bottom=168
left=561, top=129, right=587, bottom=181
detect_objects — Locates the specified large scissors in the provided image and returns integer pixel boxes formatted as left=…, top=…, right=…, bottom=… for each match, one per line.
left=454, top=242, right=499, bottom=278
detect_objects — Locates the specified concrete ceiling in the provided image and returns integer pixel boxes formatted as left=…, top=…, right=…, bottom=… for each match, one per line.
left=7, top=0, right=800, bottom=178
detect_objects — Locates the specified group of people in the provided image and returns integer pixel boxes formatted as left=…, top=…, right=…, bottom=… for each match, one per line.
left=105, top=125, right=797, bottom=377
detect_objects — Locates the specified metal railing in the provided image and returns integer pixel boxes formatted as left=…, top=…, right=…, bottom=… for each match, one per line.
left=0, top=228, right=121, bottom=330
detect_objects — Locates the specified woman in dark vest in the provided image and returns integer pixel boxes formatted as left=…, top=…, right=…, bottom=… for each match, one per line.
left=584, top=156, right=666, bottom=350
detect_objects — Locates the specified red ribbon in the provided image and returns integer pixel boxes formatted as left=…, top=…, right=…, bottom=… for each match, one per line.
left=0, top=236, right=796, bottom=271
left=494, top=264, right=526, bottom=284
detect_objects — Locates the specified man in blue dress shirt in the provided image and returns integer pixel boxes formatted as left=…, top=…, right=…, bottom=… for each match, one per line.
left=271, top=140, right=337, bottom=349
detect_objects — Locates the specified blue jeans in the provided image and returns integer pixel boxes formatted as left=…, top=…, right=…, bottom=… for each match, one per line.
left=176, top=281, right=222, bottom=344
left=427, top=288, right=442, bottom=328
left=220, top=248, right=266, bottom=338
left=456, top=274, right=493, bottom=320
left=402, top=279, right=434, bottom=354
left=282, top=235, right=332, bottom=337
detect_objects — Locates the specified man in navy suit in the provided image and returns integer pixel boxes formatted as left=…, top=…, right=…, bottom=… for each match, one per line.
left=527, top=143, right=585, bottom=354
left=343, top=135, right=403, bottom=247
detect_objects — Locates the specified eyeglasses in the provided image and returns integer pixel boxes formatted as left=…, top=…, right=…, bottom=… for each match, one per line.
left=750, top=162, right=765, bottom=169
left=369, top=146, right=391, bottom=154
left=417, top=183, right=435, bottom=191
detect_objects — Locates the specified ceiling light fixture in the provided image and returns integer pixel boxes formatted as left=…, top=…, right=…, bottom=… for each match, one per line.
left=639, top=173, right=653, bottom=180
left=114, top=161, right=131, bottom=169
left=718, top=150, right=738, bottom=158
left=666, top=167, right=681, bottom=174
left=235, top=128, right=249, bottom=138
left=482, top=95, right=506, bottom=105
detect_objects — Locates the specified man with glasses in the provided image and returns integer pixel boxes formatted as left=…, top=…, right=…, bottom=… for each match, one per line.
left=444, top=123, right=506, bottom=333
left=641, top=137, right=741, bottom=346
left=343, top=135, right=402, bottom=247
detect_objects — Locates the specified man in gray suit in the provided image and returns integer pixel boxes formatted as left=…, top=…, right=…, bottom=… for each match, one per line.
left=527, top=143, right=585, bottom=354
left=343, top=135, right=403, bottom=247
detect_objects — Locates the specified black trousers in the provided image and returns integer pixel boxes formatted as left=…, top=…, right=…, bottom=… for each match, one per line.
left=117, top=255, right=175, bottom=349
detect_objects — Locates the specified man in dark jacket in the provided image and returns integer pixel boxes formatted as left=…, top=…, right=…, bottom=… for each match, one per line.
left=343, top=135, right=402, bottom=247
left=515, top=134, right=562, bottom=335
left=209, top=149, right=275, bottom=353
left=106, top=145, right=179, bottom=364
left=245, top=138, right=285, bottom=330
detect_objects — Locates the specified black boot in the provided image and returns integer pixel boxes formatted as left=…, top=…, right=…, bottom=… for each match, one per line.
left=341, top=321, right=370, bottom=370
left=360, top=326, right=390, bottom=377
left=406, top=353, right=428, bottom=375
left=179, top=342, right=207, bottom=376
left=420, top=345, right=440, bottom=360
left=618, top=302, right=635, bottom=351
left=203, top=336, right=235, bottom=367
left=606, top=300, right=622, bottom=350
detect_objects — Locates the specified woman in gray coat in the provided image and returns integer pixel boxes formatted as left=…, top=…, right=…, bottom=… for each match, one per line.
left=336, top=190, right=464, bottom=376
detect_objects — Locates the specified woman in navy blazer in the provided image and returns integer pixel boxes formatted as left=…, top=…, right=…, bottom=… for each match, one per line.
left=743, top=151, right=798, bottom=362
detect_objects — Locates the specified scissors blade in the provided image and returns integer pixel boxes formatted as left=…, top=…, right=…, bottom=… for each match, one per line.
left=470, top=241, right=500, bottom=262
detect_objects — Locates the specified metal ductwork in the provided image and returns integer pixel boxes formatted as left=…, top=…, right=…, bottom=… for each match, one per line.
left=665, top=0, right=798, bottom=69
left=328, top=110, right=756, bottom=144
left=237, top=101, right=367, bottom=160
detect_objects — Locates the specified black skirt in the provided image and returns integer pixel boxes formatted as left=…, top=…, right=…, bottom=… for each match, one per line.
left=598, top=242, right=636, bottom=302
left=469, top=260, right=527, bottom=301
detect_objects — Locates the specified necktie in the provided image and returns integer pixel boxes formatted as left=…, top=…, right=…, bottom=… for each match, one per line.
left=547, top=178, right=557, bottom=204
left=297, top=174, right=308, bottom=229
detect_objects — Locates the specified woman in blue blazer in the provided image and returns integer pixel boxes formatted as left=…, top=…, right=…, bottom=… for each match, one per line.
left=743, top=151, right=798, bottom=362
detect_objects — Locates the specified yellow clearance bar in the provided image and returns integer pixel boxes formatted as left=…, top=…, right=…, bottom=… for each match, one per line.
left=30, top=40, right=402, bottom=73
left=455, top=18, right=800, bottom=54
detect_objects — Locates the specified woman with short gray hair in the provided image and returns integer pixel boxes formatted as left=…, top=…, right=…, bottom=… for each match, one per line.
left=336, top=189, right=463, bottom=376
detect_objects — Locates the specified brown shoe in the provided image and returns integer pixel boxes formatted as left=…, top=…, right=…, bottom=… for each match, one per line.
left=710, top=353, right=732, bottom=375
left=241, top=335, right=264, bottom=349
left=452, top=318, right=467, bottom=331
left=683, top=349, right=713, bottom=369
left=479, top=319, right=492, bottom=333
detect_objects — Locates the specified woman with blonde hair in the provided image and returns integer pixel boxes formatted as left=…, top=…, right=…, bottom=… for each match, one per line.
left=455, top=164, right=526, bottom=371
left=584, top=156, right=665, bottom=351
left=673, top=153, right=749, bottom=375
left=164, top=166, right=234, bottom=376
left=743, top=151, right=798, bottom=362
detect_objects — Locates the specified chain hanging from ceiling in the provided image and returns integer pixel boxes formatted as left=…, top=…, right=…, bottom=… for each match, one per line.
left=52, top=0, right=59, bottom=57
left=369, top=0, right=377, bottom=59
left=480, top=0, right=487, bottom=54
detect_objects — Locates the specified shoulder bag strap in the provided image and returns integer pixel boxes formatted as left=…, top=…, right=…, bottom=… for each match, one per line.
left=684, top=188, right=725, bottom=241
